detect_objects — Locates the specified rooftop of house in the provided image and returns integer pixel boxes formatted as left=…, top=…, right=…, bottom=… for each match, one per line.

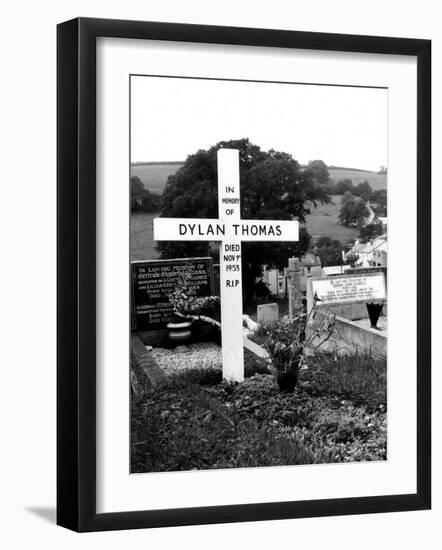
left=300, top=252, right=322, bottom=267
left=345, top=234, right=387, bottom=258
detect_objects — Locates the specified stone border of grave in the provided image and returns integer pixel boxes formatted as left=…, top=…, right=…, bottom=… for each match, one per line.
left=130, top=334, right=168, bottom=400
left=308, top=311, right=387, bottom=358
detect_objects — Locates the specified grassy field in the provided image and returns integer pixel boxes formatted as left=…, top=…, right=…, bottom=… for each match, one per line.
left=302, top=194, right=358, bottom=245
left=328, top=168, right=387, bottom=191
left=131, top=163, right=387, bottom=195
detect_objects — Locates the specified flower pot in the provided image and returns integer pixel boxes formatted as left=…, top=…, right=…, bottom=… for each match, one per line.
left=366, top=302, right=383, bottom=329
left=274, top=370, right=298, bottom=393
left=166, top=319, right=193, bottom=343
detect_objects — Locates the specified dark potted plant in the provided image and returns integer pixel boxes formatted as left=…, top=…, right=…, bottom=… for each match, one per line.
left=167, top=264, right=221, bottom=343
left=260, top=306, right=336, bottom=392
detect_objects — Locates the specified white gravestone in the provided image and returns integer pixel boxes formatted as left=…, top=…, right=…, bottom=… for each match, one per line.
left=257, top=303, right=279, bottom=324
left=311, top=273, right=386, bottom=305
left=153, top=149, right=299, bottom=382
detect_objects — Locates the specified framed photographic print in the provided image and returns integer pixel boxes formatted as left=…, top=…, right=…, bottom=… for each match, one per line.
left=57, top=17, right=431, bottom=532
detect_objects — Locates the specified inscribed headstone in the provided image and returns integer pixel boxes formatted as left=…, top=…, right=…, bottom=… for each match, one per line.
left=257, top=303, right=279, bottom=324
left=131, top=258, right=214, bottom=331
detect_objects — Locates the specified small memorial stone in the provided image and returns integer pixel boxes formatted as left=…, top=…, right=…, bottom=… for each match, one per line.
left=257, top=303, right=279, bottom=324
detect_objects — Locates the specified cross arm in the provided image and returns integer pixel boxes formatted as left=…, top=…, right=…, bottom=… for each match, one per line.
left=153, top=217, right=299, bottom=242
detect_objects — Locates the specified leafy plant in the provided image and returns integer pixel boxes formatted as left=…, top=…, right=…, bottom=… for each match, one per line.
left=254, top=307, right=335, bottom=392
left=168, top=263, right=221, bottom=321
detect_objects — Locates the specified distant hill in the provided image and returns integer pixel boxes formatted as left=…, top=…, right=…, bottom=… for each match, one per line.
left=328, top=168, right=387, bottom=191
left=130, top=162, right=387, bottom=195
left=131, top=162, right=184, bottom=194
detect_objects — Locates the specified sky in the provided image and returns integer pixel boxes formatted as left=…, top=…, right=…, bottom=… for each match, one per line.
left=130, top=75, right=387, bottom=172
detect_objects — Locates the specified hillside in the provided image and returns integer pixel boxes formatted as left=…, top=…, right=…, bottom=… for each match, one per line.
left=130, top=162, right=387, bottom=194
left=328, top=168, right=387, bottom=191
left=131, top=162, right=184, bottom=194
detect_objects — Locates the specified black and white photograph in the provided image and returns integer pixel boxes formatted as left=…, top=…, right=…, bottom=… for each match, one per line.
left=0, top=0, right=435, bottom=542
left=130, top=75, right=388, bottom=473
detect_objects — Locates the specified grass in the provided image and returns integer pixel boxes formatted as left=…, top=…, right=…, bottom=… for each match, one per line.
left=131, top=352, right=387, bottom=473
left=302, top=194, right=358, bottom=245
left=302, top=352, right=387, bottom=411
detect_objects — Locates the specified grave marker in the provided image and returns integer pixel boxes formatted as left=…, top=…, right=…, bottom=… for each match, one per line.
left=307, top=271, right=386, bottom=319
left=257, top=303, right=279, bottom=324
left=131, top=257, right=214, bottom=331
left=287, top=257, right=303, bottom=317
left=153, top=149, right=299, bottom=381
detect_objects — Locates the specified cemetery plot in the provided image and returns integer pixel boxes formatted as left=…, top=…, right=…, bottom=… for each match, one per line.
left=129, top=151, right=388, bottom=474
left=131, top=352, right=387, bottom=473
left=153, top=149, right=299, bottom=382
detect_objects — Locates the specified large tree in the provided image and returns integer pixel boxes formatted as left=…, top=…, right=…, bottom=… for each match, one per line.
left=334, top=178, right=354, bottom=194
left=130, top=176, right=161, bottom=213
left=157, top=139, right=329, bottom=303
left=352, top=180, right=373, bottom=201
left=130, top=176, right=144, bottom=210
left=315, top=236, right=343, bottom=267
left=339, top=191, right=369, bottom=228
left=304, top=159, right=330, bottom=186
left=371, top=189, right=387, bottom=216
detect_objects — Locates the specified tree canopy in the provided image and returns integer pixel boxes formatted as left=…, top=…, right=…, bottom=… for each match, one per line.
left=338, top=191, right=369, bottom=228
left=315, top=236, right=343, bottom=267
left=359, top=222, right=384, bottom=243
left=304, top=159, right=330, bottom=186
left=352, top=180, right=373, bottom=201
left=371, top=189, right=387, bottom=216
left=157, top=138, right=329, bottom=303
left=334, top=178, right=354, bottom=194
left=130, top=176, right=161, bottom=213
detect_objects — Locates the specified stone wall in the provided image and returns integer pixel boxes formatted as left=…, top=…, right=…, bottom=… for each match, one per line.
left=312, top=300, right=387, bottom=321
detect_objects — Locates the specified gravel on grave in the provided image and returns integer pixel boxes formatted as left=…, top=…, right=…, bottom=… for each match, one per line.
left=152, top=342, right=222, bottom=375
left=352, top=316, right=387, bottom=332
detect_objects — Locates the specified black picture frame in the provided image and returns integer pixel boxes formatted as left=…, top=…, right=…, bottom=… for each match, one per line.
left=57, top=17, right=431, bottom=532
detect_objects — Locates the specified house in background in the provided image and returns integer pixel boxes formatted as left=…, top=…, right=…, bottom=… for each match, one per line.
left=345, top=234, right=387, bottom=268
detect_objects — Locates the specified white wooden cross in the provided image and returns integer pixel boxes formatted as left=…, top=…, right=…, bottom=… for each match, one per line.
left=153, top=149, right=299, bottom=382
